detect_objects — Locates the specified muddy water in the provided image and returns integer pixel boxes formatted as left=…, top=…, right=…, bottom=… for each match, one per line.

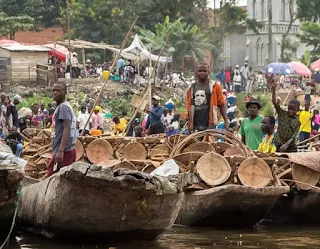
left=6, top=225, right=320, bottom=249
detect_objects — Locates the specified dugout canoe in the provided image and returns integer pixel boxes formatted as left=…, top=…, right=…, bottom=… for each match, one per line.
left=0, top=165, right=24, bottom=240
left=263, top=189, right=320, bottom=225
left=18, top=162, right=198, bottom=242
left=176, top=184, right=289, bottom=227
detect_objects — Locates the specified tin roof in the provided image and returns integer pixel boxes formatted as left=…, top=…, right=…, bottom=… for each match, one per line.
left=0, top=44, right=51, bottom=52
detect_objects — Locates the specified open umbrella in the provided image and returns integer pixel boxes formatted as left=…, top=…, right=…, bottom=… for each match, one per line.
left=287, top=61, right=312, bottom=77
left=43, top=43, right=69, bottom=62
left=264, top=62, right=295, bottom=75
left=310, top=59, right=320, bottom=71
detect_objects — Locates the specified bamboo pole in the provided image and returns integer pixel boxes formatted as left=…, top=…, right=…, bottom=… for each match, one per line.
left=124, top=31, right=171, bottom=136
left=66, top=0, right=72, bottom=84
left=297, top=132, right=320, bottom=146
left=80, top=16, right=139, bottom=136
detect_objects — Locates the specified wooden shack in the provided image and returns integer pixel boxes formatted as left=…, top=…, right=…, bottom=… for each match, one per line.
left=0, top=44, right=51, bottom=89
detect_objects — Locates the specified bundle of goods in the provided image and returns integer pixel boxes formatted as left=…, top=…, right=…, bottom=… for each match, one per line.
left=23, top=128, right=53, bottom=179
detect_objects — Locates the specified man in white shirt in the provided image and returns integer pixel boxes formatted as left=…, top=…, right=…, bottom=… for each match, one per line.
left=233, top=71, right=242, bottom=92
left=76, top=104, right=92, bottom=135
left=240, top=62, right=250, bottom=91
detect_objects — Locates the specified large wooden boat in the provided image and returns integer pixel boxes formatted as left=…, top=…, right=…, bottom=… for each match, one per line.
left=0, top=165, right=24, bottom=240
left=176, top=184, right=289, bottom=227
left=18, top=162, right=197, bottom=242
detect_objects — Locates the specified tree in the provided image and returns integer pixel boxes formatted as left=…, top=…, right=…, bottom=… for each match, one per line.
left=137, top=16, right=215, bottom=69
left=297, top=22, right=320, bottom=60
left=296, top=0, right=320, bottom=22
left=0, top=12, right=34, bottom=40
left=280, top=0, right=298, bottom=62
left=301, top=49, right=311, bottom=67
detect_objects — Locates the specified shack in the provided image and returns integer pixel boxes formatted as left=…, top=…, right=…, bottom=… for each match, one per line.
left=0, top=44, right=51, bottom=89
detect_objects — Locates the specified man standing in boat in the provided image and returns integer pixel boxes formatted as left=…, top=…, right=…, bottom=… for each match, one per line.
left=46, top=81, right=76, bottom=177
left=186, top=62, right=229, bottom=132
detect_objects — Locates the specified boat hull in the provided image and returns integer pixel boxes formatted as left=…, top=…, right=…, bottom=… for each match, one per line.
left=18, top=163, right=188, bottom=242
left=176, top=185, right=289, bottom=227
left=267, top=189, right=320, bottom=225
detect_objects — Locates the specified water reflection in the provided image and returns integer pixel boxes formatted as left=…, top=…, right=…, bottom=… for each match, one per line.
left=7, top=225, right=320, bottom=249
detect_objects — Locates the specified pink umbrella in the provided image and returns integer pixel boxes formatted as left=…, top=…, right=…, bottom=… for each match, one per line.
left=0, top=39, right=20, bottom=45
left=43, top=43, right=69, bottom=62
left=310, top=59, right=320, bottom=71
left=287, top=61, right=312, bottom=77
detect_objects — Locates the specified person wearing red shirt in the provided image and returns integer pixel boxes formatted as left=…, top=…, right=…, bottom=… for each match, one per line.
left=225, top=69, right=231, bottom=91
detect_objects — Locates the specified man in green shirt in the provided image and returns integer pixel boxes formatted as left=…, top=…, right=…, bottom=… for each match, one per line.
left=239, top=99, right=264, bottom=150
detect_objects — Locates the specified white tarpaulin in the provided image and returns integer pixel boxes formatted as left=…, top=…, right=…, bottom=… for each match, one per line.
left=110, top=34, right=172, bottom=63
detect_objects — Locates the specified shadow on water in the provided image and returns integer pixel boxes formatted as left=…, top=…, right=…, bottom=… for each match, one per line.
left=7, top=225, right=320, bottom=249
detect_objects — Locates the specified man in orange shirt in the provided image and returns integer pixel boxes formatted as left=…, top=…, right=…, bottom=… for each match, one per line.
left=186, top=62, right=229, bottom=132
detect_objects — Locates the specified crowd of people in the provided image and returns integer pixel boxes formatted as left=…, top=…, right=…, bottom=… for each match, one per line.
left=2, top=59, right=320, bottom=178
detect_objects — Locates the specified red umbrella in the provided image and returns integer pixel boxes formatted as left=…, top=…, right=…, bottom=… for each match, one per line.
left=287, top=61, right=312, bottom=77
left=310, top=59, right=320, bottom=71
left=0, top=39, right=20, bottom=45
left=43, top=43, right=69, bottom=62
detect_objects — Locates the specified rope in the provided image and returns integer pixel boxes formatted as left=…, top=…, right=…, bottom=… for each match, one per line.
left=0, top=184, right=21, bottom=249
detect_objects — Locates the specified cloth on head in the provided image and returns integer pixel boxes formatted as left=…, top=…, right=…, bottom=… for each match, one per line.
left=13, top=95, right=21, bottom=102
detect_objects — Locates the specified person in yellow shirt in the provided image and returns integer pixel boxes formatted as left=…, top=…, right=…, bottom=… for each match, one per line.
left=258, top=116, right=277, bottom=154
left=113, top=116, right=127, bottom=135
left=120, top=111, right=129, bottom=125
left=299, top=101, right=312, bottom=142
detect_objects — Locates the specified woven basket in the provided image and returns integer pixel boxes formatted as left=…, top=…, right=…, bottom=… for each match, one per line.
left=113, top=160, right=137, bottom=171
left=96, top=160, right=120, bottom=168
left=214, top=142, right=233, bottom=154
left=238, top=157, right=273, bottom=188
left=185, top=142, right=215, bottom=153
left=223, top=146, right=244, bottom=157
left=150, top=144, right=170, bottom=161
left=75, top=139, right=84, bottom=161
left=173, top=152, right=204, bottom=173
left=122, top=142, right=147, bottom=161
left=86, top=139, right=113, bottom=164
left=292, top=163, right=320, bottom=190
left=196, top=152, right=232, bottom=186
left=142, top=164, right=157, bottom=174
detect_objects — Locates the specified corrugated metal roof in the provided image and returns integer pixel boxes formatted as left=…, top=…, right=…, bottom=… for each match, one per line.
left=0, top=44, right=51, bottom=52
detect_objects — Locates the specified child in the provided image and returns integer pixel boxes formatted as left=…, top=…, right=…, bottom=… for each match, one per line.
left=46, top=107, right=55, bottom=128
left=113, top=116, right=127, bottom=135
left=271, top=81, right=300, bottom=152
left=5, top=126, right=23, bottom=157
left=305, top=82, right=312, bottom=102
left=299, top=101, right=312, bottom=142
left=258, top=116, right=277, bottom=154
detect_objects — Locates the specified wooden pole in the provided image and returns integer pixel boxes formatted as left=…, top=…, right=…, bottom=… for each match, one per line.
left=267, top=0, right=273, bottom=63
left=81, top=47, right=87, bottom=81
left=66, top=0, right=72, bottom=84
left=124, top=31, right=171, bottom=136
left=80, top=16, right=139, bottom=136
left=149, top=48, right=152, bottom=109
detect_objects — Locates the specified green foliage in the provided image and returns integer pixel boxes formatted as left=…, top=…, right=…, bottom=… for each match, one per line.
left=296, top=0, right=320, bottom=22
left=104, top=90, right=133, bottom=117
left=17, top=94, right=52, bottom=110
left=0, top=12, right=34, bottom=39
left=280, top=37, right=298, bottom=63
left=137, top=16, right=215, bottom=68
left=301, top=50, right=311, bottom=67
left=297, top=21, right=320, bottom=60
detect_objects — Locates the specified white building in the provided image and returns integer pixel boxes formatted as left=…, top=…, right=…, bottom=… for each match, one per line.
left=245, top=0, right=306, bottom=70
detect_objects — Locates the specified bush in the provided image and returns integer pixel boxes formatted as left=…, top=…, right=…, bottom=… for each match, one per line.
left=18, top=94, right=53, bottom=110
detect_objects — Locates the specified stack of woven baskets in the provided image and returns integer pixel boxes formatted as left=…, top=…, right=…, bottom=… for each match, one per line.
left=21, top=128, right=320, bottom=191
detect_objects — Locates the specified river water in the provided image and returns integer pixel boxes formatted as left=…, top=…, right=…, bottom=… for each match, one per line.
left=7, top=225, right=320, bottom=249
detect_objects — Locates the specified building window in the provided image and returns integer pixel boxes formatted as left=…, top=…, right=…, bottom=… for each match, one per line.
left=261, top=0, right=268, bottom=20
left=253, top=0, right=256, bottom=19
left=261, top=44, right=265, bottom=66
left=280, top=0, right=286, bottom=21
left=255, top=0, right=260, bottom=20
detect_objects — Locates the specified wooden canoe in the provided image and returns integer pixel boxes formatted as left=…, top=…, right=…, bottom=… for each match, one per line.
left=266, top=189, right=320, bottom=225
left=18, top=162, right=198, bottom=242
left=0, top=165, right=24, bottom=240
left=176, top=184, right=289, bottom=227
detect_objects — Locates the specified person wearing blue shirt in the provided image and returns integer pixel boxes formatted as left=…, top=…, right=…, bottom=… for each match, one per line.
left=117, top=57, right=125, bottom=79
left=145, top=95, right=165, bottom=134
left=216, top=70, right=226, bottom=89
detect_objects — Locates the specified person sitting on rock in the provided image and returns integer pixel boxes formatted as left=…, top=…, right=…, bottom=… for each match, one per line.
left=5, top=126, right=23, bottom=157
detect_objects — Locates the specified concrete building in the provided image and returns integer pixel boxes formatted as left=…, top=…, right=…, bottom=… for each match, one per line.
left=246, top=0, right=305, bottom=70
